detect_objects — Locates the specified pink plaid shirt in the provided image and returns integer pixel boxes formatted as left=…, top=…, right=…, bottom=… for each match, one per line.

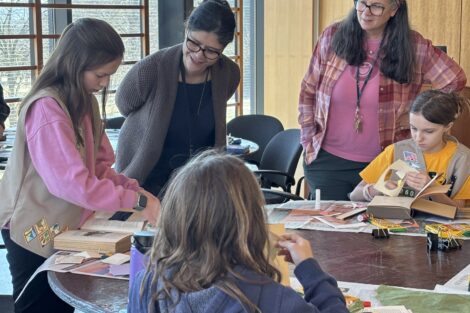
left=299, top=24, right=467, bottom=165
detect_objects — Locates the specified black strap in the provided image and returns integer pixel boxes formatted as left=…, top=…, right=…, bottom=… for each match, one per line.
left=355, top=39, right=384, bottom=111
left=355, top=56, right=379, bottom=111
left=179, top=56, right=209, bottom=156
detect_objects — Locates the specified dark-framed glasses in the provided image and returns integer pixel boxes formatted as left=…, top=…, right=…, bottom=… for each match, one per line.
left=185, top=37, right=222, bottom=60
left=355, top=0, right=386, bottom=16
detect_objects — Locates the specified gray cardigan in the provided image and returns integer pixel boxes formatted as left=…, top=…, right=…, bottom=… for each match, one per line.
left=115, top=44, right=240, bottom=184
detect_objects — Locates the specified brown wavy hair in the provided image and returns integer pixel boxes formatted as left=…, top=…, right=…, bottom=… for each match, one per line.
left=20, top=18, right=124, bottom=146
left=411, top=90, right=470, bottom=126
left=143, top=150, right=281, bottom=313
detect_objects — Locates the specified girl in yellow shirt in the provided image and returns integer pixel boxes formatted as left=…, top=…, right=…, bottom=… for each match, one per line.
left=350, top=90, right=470, bottom=208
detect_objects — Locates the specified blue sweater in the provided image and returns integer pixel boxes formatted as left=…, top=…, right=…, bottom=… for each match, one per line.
left=128, top=258, right=348, bottom=313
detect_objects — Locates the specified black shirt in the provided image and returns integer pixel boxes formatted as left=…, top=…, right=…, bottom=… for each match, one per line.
left=143, top=81, right=215, bottom=196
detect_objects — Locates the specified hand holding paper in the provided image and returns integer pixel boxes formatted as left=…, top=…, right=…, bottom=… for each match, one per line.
left=405, top=171, right=432, bottom=191
left=276, top=233, right=313, bottom=266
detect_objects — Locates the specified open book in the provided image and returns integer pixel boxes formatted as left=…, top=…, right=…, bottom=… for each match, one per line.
left=367, top=160, right=457, bottom=219
left=53, top=211, right=146, bottom=254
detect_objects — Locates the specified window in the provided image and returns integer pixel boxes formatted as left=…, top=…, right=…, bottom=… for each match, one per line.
left=0, top=0, right=253, bottom=128
left=0, top=0, right=152, bottom=128
left=193, top=0, right=255, bottom=119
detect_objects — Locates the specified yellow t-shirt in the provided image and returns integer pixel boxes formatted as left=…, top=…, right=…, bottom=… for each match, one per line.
left=360, top=141, right=470, bottom=200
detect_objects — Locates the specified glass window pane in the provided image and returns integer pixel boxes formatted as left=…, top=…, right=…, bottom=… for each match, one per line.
left=105, top=92, right=121, bottom=117
left=224, top=42, right=236, bottom=57
left=1, top=101, right=20, bottom=129
left=109, top=64, right=133, bottom=91
left=122, top=37, right=142, bottom=61
left=149, top=0, right=159, bottom=53
left=0, top=7, right=30, bottom=35
left=242, top=0, right=252, bottom=114
left=40, top=7, right=53, bottom=34
left=0, top=71, right=33, bottom=99
left=42, top=39, right=58, bottom=64
left=226, top=105, right=236, bottom=122
left=0, top=39, right=32, bottom=67
left=64, top=0, right=140, bottom=4
left=71, top=9, right=142, bottom=34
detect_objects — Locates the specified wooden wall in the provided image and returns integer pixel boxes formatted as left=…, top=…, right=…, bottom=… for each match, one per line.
left=264, top=0, right=470, bottom=145
left=263, top=0, right=314, bottom=129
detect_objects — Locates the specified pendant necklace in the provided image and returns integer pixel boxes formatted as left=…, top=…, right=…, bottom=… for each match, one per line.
left=354, top=39, right=383, bottom=133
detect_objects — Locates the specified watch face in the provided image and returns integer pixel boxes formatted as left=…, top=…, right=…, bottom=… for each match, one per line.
left=139, top=194, right=148, bottom=208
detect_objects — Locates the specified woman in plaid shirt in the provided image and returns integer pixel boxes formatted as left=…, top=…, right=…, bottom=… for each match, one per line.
left=299, top=0, right=466, bottom=201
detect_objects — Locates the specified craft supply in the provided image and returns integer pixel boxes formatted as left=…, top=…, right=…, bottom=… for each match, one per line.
left=315, top=189, right=321, bottom=210
left=357, top=213, right=369, bottom=222
left=372, top=228, right=389, bottom=239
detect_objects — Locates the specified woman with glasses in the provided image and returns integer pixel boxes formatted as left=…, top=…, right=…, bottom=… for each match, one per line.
left=115, top=0, right=240, bottom=197
left=299, top=0, right=466, bottom=201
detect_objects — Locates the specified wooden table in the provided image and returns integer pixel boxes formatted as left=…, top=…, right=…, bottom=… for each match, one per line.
left=48, top=230, right=469, bottom=313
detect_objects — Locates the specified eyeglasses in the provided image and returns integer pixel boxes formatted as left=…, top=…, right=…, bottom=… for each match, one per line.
left=185, top=36, right=222, bottom=60
left=355, top=0, right=386, bottom=16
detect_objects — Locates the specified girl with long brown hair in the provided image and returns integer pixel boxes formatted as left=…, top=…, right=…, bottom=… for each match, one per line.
left=128, top=150, right=348, bottom=313
left=0, top=18, right=159, bottom=312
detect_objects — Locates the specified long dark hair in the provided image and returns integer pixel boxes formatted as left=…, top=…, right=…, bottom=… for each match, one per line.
left=21, top=18, right=124, bottom=146
left=144, top=150, right=280, bottom=313
left=331, top=0, right=414, bottom=84
left=186, top=0, right=236, bottom=46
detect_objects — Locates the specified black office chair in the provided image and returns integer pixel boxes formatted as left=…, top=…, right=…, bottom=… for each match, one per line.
left=227, top=114, right=283, bottom=166
left=105, top=116, right=125, bottom=129
left=254, top=129, right=304, bottom=204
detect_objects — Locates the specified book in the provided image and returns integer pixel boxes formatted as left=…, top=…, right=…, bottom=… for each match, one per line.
left=367, top=162, right=457, bottom=219
left=53, top=212, right=146, bottom=254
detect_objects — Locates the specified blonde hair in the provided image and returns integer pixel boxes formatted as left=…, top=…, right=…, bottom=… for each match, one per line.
left=143, top=150, right=280, bottom=312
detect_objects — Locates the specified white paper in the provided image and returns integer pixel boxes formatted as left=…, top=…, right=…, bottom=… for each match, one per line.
left=440, top=263, right=470, bottom=294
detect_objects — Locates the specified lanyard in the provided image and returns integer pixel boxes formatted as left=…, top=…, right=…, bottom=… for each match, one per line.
left=354, top=39, right=383, bottom=133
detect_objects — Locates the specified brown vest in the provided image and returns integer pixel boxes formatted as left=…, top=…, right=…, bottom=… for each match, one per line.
left=393, top=136, right=470, bottom=198
left=0, top=88, right=102, bottom=257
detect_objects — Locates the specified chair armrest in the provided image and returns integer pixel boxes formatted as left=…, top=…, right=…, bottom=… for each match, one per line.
left=295, top=176, right=306, bottom=197
left=261, top=188, right=304, bottom=202
left=253, top=170, right=296, bottom=189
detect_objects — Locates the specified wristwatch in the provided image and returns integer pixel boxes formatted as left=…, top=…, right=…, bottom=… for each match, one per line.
left=134, top=192, right=148, bottom=211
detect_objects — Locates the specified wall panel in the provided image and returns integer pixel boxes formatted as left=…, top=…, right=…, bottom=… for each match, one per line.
left=407, top=0, right=461, bottom=64
left=263, top=0, right=314, bottom=128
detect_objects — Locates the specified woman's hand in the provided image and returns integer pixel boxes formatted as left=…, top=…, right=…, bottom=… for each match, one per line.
left=405, top=171, right=431, bottom=191
left=140, top=189, right=161, bottom=225
left=276, top=233, right=313, bottom=265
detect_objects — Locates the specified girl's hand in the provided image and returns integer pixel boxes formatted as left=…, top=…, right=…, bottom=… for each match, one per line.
left=275, top=233, right=313, bottom=265
left=139, top=189, right=160, bottom=225
left=405, top=171, right=431, bottom=191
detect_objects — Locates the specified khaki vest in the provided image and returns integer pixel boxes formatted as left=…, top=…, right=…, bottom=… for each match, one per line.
left=0, top=88, right=102, bottom=257
left=394, top=136, right=470, bottom=198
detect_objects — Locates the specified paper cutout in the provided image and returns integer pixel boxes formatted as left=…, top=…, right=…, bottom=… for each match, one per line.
left=374, top=160, right=419, bottom=197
